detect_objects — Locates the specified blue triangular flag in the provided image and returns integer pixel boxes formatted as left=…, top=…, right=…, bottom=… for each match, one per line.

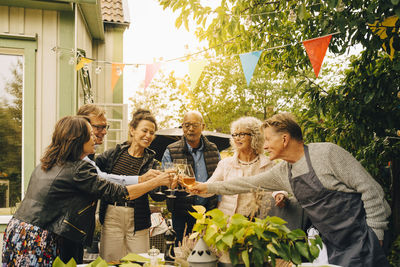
left=239, top=50, right=262, bottom=86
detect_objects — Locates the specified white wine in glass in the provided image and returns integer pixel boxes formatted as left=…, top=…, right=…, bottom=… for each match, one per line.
left=182, top=164, right=196, bottom=189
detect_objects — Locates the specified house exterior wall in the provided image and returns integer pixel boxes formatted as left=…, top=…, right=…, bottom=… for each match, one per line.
left=92, top=24, right=125, bottom=105
left=0, top=6, right=58, bottom=170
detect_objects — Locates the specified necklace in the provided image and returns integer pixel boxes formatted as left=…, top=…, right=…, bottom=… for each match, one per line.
left=238, top=155, right=260, bottom=166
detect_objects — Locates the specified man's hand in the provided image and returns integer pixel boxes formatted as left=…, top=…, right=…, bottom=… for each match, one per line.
left=139, top=169, right=161, bottom=183
left=274, top=192, right=287, bottom=208
left=189, top=182, right=208, bottom=195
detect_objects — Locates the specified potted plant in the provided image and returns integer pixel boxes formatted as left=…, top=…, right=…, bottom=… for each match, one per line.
left=188, top=206, right=322, bottom=267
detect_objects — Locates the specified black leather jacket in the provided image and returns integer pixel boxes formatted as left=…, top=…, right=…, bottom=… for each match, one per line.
left=14, top=161, right=128, bottom=246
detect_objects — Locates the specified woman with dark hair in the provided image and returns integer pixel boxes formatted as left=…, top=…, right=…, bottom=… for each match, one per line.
left=2, top=116, right=173, bottom=266
left=96, top=109, right=164, bottom=262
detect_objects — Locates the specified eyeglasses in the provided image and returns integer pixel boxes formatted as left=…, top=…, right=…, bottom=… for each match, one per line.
left=91, top=124, right=110, bottom=131
left=231, top=132, right=252, bottom=138
left=182, top=122, right=202, bottom=129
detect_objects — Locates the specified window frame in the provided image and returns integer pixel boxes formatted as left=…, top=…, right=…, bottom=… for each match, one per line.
left=0, top=34, right=37, bottom=224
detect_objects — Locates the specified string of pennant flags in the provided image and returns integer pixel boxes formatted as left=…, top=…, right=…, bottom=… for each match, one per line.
left=56, top=15, right=398, bottom=92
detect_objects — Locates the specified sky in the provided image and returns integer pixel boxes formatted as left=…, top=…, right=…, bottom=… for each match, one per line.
left=123, top=0, right=204, bottom=105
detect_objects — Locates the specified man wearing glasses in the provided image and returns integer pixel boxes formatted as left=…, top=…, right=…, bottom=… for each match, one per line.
left=161, top=111, right=220, bottom=245
left=77, top=104, right=160, bottom=185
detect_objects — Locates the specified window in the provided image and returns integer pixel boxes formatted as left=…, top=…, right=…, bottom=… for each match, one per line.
left=0, top=52, right=23, bottom=215
left=0, top=35, right=36, bottom=223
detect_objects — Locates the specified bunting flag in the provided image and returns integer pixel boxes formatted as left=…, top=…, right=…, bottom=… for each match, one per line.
left=369, top=16, right=399, bottom=60
left=144, top=63, right=162, bottom=89
left=303, top=35, right=332, bottom=78
left=76, top=57, right=92, bottom=71
left=111, top=63, right=125, bottom=91
left=239, top=50, right=262, bottom=86
left=188, top=60, right=207, bottom=90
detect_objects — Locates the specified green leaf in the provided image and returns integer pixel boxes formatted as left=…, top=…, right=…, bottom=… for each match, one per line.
left=289, top=244, right=302, bottom=265
left=120, top=253, right=150, bottom=263
left=242, top=249, right=250, bottom=267
left=205, top=225, right=218, bottom=241
left=287, top=229, right=306, bottom=240
left=192, top=205, right=206, bottom=214
left=52, top=257, right=67, bottom=267
left=310, top=244, right=321, bottom=258
left=295, top=242, right=311, bottom=260
left=222, top=233, right=234, bottom=247
left=267, top=243, right=279, bottom=255
left=188, top=211, right=204, bottom=220
left=391, top=0, right=400, bottom=5
left=364, top=91, right=375, bottom=104
left=86, top=256, right=108, bottom=267
left=206, top=208, right=224, bottom=218
left=267, top=216, right=287, bottom=225
left=298, top=3, right=306, bottom=20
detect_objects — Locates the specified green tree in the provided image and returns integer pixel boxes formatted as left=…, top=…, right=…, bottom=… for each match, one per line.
left=158, top=0, right=400, bottom=261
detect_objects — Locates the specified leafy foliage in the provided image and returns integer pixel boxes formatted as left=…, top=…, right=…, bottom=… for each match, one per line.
left=189, top=206, right=322, bottom=267
left=158, top=0, right=400, bottom=75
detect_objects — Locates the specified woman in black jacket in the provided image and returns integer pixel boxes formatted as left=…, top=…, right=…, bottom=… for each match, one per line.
left=2, top=116, right=173, bottom=267
left=96, top=109, right=164, bottom=262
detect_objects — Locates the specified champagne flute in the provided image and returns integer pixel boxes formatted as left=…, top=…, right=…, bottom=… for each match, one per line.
left=154, top=165, right=165, bottom=196
left=164, top=162, right=176, bottom=199
left=173, top=159, right=187, bottom=192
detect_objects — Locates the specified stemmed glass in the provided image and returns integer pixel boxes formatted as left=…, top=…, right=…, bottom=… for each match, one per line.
left=164, top=162, right=176, bottom=199
left=181, top=165, right=196, bottom=197
left=154, top=165, right=165, bottom=196
left=173, top=159, right=187, bottom=192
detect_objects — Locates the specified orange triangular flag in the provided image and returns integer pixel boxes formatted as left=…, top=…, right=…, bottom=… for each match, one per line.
left=303, top=35, right=332, bottom=77
left=111, top=63, right=125, bottom=91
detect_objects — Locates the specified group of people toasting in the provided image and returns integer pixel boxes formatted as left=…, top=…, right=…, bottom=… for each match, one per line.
left=2, top=104, right=391, bottom=267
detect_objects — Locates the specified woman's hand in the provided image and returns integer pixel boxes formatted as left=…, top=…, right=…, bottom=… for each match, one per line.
left=154, top=169, right=175, bottom=187
left=188, top=182, right=208, bottom=195
left=274, top=192, right=287, bottom=208
left=139, top=169, right=161, bottom=183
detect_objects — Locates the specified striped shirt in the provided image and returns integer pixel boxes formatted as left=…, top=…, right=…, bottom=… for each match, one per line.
left=111, top=150, right=144, bottom=176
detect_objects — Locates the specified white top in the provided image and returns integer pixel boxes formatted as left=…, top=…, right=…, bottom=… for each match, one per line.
left=83, top=156, right=138, bottom=185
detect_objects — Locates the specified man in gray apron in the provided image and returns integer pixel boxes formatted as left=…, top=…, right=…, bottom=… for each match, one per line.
left=192, top=113, right=391, bottom=267
left=289, top=146, right=388, bottom=267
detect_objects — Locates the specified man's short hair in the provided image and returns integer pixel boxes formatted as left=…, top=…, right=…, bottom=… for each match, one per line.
left=262, top=113, right=303, bottom=142
left=77, top=104, right=105, bottom=118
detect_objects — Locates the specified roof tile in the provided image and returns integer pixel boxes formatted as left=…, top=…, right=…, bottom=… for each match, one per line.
left=101, top=0, right=129, bottom=24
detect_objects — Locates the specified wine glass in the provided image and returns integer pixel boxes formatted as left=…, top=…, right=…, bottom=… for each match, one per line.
left=182, top=164, right=196, bottom=190
left=163, top=162, right=176, bottom=199
left=173, top=159, right=187, bottom=192
left=154, top=165, right=165, bottom=196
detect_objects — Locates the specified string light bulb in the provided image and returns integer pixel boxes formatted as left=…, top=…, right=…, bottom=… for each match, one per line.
left=397, top=130, right=400, bottom=136
left=95, top=66, right=102, bottom=74
left=83, top=63, right=90, bottom=72
left=397, top=91, right=400, bottom=99
left=288, top=9, right=297, bottom=22
left=68, top=57, right=75, bottom=65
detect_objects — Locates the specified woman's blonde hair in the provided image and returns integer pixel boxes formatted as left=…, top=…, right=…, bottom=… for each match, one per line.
left=230, top=116, right=264, bottom=155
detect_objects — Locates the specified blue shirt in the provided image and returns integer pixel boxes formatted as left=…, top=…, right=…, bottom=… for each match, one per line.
left=83, top=156, right=138, bottom=185
left=161, top=139, right=221, bottom=205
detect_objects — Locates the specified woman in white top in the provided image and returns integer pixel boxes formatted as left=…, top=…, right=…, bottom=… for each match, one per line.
left=206, top=116, right=286, bottom=218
